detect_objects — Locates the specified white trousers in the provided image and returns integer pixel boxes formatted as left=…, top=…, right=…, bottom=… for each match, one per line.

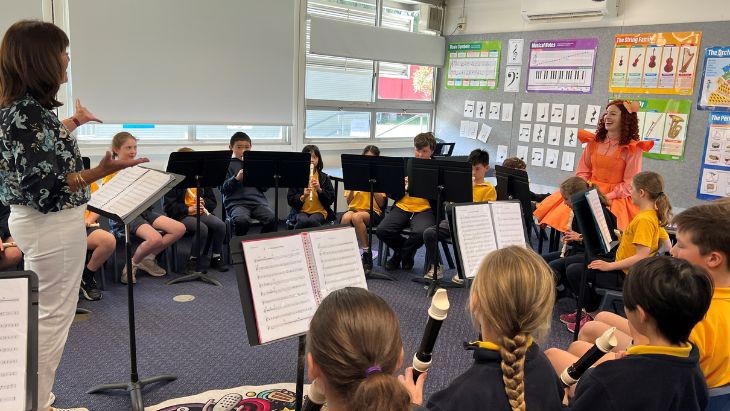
left=9, top=204, right=87, bottom=411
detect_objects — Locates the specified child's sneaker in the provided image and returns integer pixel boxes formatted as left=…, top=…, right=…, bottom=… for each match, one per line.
left=451, top=276, right=464, bottom=285
left=424, top=265, right=444, bottom=280
left=120, top=264, right=138, bottom=284
left=210, top=255, right=229, bottom=272
left=559, top=309, right=591, bottom=325
left=79, top=277, right=102, bottom=301
left=566, top=314, right=594, bottom=333
left=137, top=254, right=166, bottom=277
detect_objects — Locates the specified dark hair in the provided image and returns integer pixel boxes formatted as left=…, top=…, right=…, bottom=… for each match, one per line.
left=303, top=144, right=323, bottom=172
left=413, top=132, right=436, bottom=152
left=633, top=171, right=672, bottom=227
left=362, top=145, right=380, bottom=156
left=673, top=201, right=730, bottom=270
left=502, top=157, right=526, bottom=170
left=307, top=288, right=410, bottom=411
left=560, top=176, right=609, bottom=207
left=624, top=256, right=713, bottom=345
left=0, top=20, right=69, bottom=108
left=229, top=131, right=251, bottom=146
left=595, top=99, right=640, bottom=145
left=467, top=149, right=489, bottom=167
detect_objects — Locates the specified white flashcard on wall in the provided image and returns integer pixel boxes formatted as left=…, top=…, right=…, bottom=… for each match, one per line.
left=536, top=103, right=550, bottom=123
left=460, top=120, right=470, bottom=138
left=533, top=123, right=546, bottom=143
left=475, top=101, right=487, bottom=119
left=566, top=104, right=580, bottom=125
left=531, top=147, right=545, bottom=167
left=467, top=121, right=479, bottom=139
left=550, top=104, right=564, bottom=123
left=585, top=105, right=601, bottom=126
left=489, top=102, right=501, bottom=120
left=546, top=148, right=559, bottom=168
left=548, top=126, right=562, bottom=146
left=508, top=38, right=524, bottom=65
left=477, top=123, right=492, bottom=143
left=497, top=145, right=508, bottom=163
left=516, top=145, right=529, bottom=162
left=501, top=103, right=513, bottom=122
left=464, top=100, right=475, bottom=118
left=521, top=103, right=533, bottom=121
left=518, top=123, right=531, bottom=142
left=564, top=127, right=578, bottom=147
left=504, top=66, right=521, bottom=92
left=561, top=151, right=576, bottom=171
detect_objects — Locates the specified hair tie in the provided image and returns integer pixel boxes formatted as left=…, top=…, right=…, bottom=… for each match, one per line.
left=622, top=100, right=640, bottom=113
left=656, top=191, right=664, bottom=197
left=365, top=365, right=382, bottom=377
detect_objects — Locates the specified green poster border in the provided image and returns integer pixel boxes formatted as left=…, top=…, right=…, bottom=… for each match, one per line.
left=445, top=40, right=502, bottom=90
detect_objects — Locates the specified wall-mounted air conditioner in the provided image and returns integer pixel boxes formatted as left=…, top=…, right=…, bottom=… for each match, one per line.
left=521, top=0, right=617, bottom=22
left=418, top=4, right=444, bottom=33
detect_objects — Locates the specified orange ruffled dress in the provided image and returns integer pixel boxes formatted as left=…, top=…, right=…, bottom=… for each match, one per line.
left=534, top=130, right=653, bottom=231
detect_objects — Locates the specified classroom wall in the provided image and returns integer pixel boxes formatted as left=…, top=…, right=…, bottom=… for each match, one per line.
left=434, top=20, right=729, bottom=210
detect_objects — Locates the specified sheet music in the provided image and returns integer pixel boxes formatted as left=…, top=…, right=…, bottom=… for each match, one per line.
left=454, top=204, right=498, bottom=278
left=242, top=235, right=318, bottom=344
left=490, top=202, right=527, bottom=248
left=585, top=190, right=613, bottom=253
left=0, top=278, right=28, bottom=411
left=307, top=227, right=367, bottom=299
left=89, top=166, right=174, bottom=220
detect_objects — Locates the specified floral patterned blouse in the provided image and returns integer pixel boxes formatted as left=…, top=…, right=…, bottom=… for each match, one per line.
left=0, top=94, right=89, bottom=213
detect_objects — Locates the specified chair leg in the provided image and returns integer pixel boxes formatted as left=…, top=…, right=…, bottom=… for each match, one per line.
left=441, top=241, right=455, bottom=269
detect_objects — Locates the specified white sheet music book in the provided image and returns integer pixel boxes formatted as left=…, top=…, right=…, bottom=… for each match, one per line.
left=241, top=226, right=366, bottom=344
left=0, top=278, right=29, bottom=411
left=88, top=166, right=178, bottom=223
left=452, top=201, right=527, bottom=278
left=585, top=189, right=614, bottom=253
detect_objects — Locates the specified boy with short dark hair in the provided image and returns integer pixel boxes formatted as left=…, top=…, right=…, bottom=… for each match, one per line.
left=221, top=132, right=277, bottom=235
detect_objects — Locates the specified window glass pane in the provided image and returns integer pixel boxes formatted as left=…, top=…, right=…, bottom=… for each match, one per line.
left=195, top=125, right=285, bottom=140
left=375, top=112, right=430, bottom=138
left=383, top=0, right=440, bottom=35
left=75, top=124, right=188, bottom=141
left=378, top=64, right=433, bottom=101
left=305, top=110, right=371, bottom=139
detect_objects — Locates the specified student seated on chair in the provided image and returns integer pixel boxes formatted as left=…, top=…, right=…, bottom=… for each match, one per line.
left=422, top=149, right=496, bottom=284
left=554, top=256, right=712, bottom=411
left=79, top=181, right=115, bottom=301
left=500, top=156, right=550, bottom=202
left=376, top=132, right=437, bottom=272
left=221, top=132, right=277, bottom=236
left=164, top=147, right=228, bottom=273
left=103, top=132, right=186, bottom=284
left=547, top=200, right=730, bottom=407
left=287, top=145, right=335, bottom=229
left=0, top=203, right=22, bottom=271
left=340, top=145, right=386, bottom=271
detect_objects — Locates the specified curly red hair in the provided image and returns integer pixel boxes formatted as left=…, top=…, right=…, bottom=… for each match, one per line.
left=594, top=99, right=640, bottom=145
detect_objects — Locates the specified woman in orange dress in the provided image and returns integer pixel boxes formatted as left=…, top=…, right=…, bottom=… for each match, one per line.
left=534, top=100, right=653, bottom=231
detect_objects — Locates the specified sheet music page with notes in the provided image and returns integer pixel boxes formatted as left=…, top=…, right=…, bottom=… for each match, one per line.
left=89, top=166, right=174, bottom=220
left=490, top=202, right=527, bottom=248
left=242, top=235, right=317, bottom=344
left=307, top=227, right=367, bottom=298
left=0, top=278, right=28, bottom=411
left=585, top=190, right=613, bottom=252
left=453, top=203, right=498, bottom=278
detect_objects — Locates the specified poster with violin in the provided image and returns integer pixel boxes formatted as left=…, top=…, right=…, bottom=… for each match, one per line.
left=697, top=47, right=730, bottom=111
left=609, top=32, right=701, bottom=95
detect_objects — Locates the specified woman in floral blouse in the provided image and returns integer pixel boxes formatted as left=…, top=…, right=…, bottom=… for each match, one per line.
left=0, top=20, right=146, bottom=411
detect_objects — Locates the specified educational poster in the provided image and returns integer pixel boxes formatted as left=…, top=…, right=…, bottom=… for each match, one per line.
left=609, top=32, right=701, bottom=95
left=697, top=112, right=730, bottom=200
left=526, top=38, right=598, bottom=93
left=628, top=98, right=692, bottom=160
left=697, top=47, right=730, bottom=111
left=446, top=41, right=502, bottom=90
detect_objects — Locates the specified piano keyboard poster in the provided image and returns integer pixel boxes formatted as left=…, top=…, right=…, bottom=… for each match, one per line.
left=526, top=38, right=598, bottom=94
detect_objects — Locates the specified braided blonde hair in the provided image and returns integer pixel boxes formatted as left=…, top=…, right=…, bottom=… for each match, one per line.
left=470, top=246, right=555, bottom=411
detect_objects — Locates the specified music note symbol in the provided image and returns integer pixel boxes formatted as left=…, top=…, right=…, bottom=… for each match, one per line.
left=540, top=108, right=546, bottom=119
left=570, top=110, right=576, bottom=121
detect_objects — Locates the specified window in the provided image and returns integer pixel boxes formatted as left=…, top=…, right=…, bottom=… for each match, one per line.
left=75, top=124, right=287, bottom=143
left=375, top=112, right=431, bottom=138
left=305, top=110, right=371, bottom=139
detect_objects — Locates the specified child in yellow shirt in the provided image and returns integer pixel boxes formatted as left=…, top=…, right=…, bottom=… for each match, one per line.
left=287, top=145, right=335, bottom=228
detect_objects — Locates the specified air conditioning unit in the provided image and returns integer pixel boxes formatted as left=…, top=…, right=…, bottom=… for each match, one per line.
left=521, top=0, right=617, bottom=22
left=418, top=5, right=444, bottom=33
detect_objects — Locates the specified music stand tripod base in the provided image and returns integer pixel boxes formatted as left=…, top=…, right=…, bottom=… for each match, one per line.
left=166, top=271, right=221, bottom=286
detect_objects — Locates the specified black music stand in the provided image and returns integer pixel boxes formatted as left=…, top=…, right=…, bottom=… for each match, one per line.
left=434, top=142, right=455, bottom=157
left=165, top=150, right=231, bottom=286
left=495, top=165, right=533, bottom=239
left=341, top=154, right=407, bottom=281
left=407, top=158, right=472, bottom=296
left=241, top=151, right=311, bottom=231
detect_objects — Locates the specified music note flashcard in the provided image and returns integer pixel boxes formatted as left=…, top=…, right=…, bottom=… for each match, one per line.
left=497, top=145, right=508, bottom=163
left=531, top=147, right=545, bottom=167
left=566, top=104, right=580, bottom=125
left=518, top=123, right=531, bottom=142
left=585, top=104, right=601, bottom=126
left=536, top=103, right=550, bottom=123
left=561, top=151, right=576, bottom=171
left=504, top=66, right=521, bottom=92
left=475, top=101, right=487, bottom=119
left=464, top=100, right=475, bottom=118
left=460, top=120, right=470, bottom=138
left=521, top=103, right=533, bottom=121
left=564, top=127, right=578, bottom=147
left=533, top=124, right=546, bottom=143
left=548, top=126, right=561, bottom=146
left=467, top=121, right=479, bottom=140
left=489, top=102, right=501, bottom=120
left=516, top=145, right=529, bottom=162
left=550, top=104, right=564, bottom=123
left=477, top=123, right=492, bottom=143
left=546, top=148, right=559, bottom=169
left=501, top=103, right=513, bottom=122
left=508, top=39, right=524, bottom=65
